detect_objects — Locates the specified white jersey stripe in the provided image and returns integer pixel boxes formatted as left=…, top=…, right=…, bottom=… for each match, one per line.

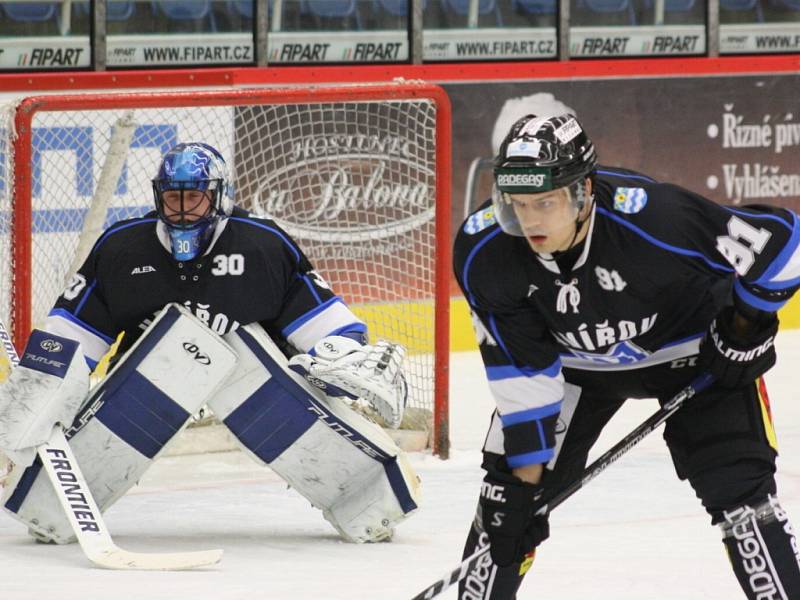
left=284, top=300, right=365, bottom=353
left=489, top=371, right=564, bottom=417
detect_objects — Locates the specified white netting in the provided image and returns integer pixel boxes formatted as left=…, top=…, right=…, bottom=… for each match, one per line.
left=1, top=86, right=443, bottom=437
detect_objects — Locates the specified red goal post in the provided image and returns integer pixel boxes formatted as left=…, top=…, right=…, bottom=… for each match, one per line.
left=1, top=82, right=452, bottom=457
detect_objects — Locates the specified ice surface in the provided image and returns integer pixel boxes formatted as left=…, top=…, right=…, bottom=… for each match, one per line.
left=2, top=333, right=800, bottom=599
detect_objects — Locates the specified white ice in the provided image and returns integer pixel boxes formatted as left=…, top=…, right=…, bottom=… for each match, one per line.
left=3, top=333, right=800, bottom=599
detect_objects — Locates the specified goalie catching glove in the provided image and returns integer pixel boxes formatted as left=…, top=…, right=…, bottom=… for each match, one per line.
left=288, top=336, right=408, bottom=429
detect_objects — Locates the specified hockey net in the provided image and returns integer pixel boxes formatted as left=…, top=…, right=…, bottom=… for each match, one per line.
left=0, top=83, right=451, bottom=458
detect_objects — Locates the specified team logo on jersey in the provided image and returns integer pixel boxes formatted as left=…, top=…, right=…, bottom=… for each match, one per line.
left=464, top=208, right=497, bottom=235
left=613, top=187, right=648, bottom=214
left=563, top=340, right=650, bottom=366
left=552, top=313, right=658, bottom=354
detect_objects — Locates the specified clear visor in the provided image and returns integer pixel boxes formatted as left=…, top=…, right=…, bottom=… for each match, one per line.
left=491, top=181, right=585, bottom=237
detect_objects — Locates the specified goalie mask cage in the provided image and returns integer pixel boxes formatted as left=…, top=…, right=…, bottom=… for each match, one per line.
left=0, top=83, right=451, bottom=457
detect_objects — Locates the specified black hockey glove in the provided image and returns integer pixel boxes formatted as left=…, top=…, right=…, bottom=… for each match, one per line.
left=479, top=471, right=550, bottom=567
left=698, top=306, right=778, bottom=388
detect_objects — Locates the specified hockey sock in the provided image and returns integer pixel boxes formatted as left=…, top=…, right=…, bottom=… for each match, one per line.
left=721, top=495, right=800, bottom=600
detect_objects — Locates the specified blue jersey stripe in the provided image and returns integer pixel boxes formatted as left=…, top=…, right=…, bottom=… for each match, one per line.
left=487, top=312, right=514, bottom=363
left=486, top=360, right=561, bottom=381
left=506, top=448, right=554, bottom=468
left=659, top=332, right=704, bottom=349
left=230, top=217, right=301, bottom=263
left=73, top=279, right=97, bottom=317
left=500, top=401, right=562, bottom=427
left=95, top=218, right=158, bottom=252
left=725, top=207, right=793, bottom=233
left=48, top=308, right=115, bottom=344
left=301, top=274, right=323, bottom=304
left=597, top=207, right=734, bottom=273
left=325, top=322, right=368, bottom=341
left=596, top=169, right=657, bottom=183
left=462, top=227, right=503, bottom=299
left=536, top=420, right=546, bottom=456
left=755, top=211, right=800, bottom=286
left=734, top=279, right=788, bottom=312
left=757, top=275, right=800, bottom=291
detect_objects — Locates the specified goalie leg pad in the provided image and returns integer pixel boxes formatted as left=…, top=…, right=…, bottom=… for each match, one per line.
left=210, top=324, right=420, bottom=543
left=2, top=304, right=237, bottom=544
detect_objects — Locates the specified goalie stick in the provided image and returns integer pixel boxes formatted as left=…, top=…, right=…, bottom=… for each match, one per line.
left=409, top=373, right=714, bottom=600
left=0, top=317, right=223, bottom=570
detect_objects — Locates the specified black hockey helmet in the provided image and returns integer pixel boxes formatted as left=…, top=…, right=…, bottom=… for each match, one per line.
left=492, top=114, right=597, bottom=236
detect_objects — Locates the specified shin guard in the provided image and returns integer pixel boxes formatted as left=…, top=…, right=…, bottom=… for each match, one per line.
left=210, top=323, right=420, bottom=543
left=2, top=304, right=237, bottom=543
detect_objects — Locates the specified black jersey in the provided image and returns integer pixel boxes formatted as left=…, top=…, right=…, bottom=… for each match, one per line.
left=454, top=166, right=800, bottom=468
left=46, top=206, right=366, bottom=368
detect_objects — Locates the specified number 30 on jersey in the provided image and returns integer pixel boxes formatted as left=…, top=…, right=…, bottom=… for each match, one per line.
left=211, top=254, right=245, bottom=276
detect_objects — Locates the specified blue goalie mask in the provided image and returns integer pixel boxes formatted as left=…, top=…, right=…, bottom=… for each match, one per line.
left=152, top=142, right=233, bottom=261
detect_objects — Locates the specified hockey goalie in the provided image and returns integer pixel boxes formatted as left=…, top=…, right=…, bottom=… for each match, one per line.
left=0, top=142, right=420, bottom=546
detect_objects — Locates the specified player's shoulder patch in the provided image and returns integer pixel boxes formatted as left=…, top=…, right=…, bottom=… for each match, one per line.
left=463, top=207, right=497, bottom=234
left=613, top=187, right=648, bottom=214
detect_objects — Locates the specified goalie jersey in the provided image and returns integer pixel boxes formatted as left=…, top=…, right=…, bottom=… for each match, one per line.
left=454, top=166, right=800, bottom=468
left=46, top=206, right=366, bottom=369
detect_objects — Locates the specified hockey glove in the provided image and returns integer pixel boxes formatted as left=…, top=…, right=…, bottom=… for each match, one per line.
left=480, top=471, right=550, bottom=567
left=288, top=336, right=408, bottom=429
left=698, top=306, right=778, bottom=388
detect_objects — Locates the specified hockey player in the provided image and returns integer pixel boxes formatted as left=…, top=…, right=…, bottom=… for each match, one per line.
left=0, top=142, right=416, bottom=545
left=455, top=114, right=800, bottom=599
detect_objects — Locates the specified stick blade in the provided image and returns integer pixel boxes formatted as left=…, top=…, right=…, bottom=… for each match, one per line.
left=89, top=548, right=224, bottom=571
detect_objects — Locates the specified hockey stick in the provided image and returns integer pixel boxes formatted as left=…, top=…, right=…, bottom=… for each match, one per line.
left=0, top=319, right=223, bottom=570
left=410, top=372, right=715, bottom=600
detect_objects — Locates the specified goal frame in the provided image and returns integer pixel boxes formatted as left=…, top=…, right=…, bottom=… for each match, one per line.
left=8, top=83, right=452, bottom=457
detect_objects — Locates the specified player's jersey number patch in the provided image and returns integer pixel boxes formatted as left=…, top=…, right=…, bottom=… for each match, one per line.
left=63, top=273, right=87, bottom=301
left=715, top=216, right=771, bottom=276
left=211, top=254, right=245, bottom=276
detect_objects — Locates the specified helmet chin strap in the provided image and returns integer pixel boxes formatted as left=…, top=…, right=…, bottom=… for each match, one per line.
left=565, top=194, right=594, bottom=250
